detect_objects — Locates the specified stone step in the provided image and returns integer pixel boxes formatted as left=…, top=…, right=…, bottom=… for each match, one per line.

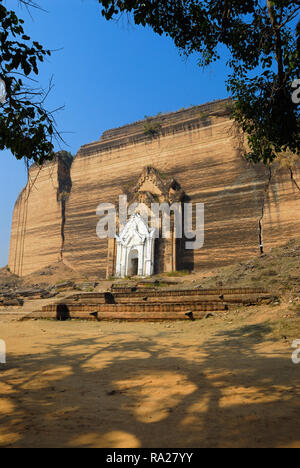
left=61, top=289, right=274, bottom=307
left=26, top=308, right=217, bottom=322
left=22, top=301, right=229, bottom=321
left=69, top=311, right=208, bottom=321
left=43, top=302, right=228, bottom=313
left=0, top=311, right=29, bottom=321
left=21, top=287, right=273, bottom=322
left=69, top=294, right=271, bottom=305
left=108, top=287, right=267, bottom=295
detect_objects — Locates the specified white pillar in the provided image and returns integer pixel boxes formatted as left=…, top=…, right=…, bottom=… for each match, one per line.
left=122, top=245, right=128, bottom=278
left=138, top=244, right=144, bottom=276
left=115, top=240, right=121, bottom=277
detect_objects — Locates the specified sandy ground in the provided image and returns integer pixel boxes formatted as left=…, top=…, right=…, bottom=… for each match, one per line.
left=0, top=306, right=300, bottom=448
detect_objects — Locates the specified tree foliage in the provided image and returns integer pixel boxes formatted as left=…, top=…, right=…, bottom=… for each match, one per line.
left=98, top=0, right=300, bottom=163
left=0, top=0, right=59, bottom=164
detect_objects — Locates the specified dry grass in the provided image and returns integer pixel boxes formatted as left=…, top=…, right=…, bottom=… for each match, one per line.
left=176, top=237, right=300, bottom=295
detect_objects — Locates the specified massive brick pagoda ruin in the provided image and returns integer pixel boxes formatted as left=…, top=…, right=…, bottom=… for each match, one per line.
left=8, top=99, right=300, bottom=278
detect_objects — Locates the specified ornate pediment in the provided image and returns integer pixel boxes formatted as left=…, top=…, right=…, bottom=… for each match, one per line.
left=113, top=168, right=187, bottom=279
left=123, top=166, right=185, bottom=206
left=117, top=213, right=155, bottom=247
left=115, top=212, right=156, bottom=278
left=138, top=179, right=162, bottom=196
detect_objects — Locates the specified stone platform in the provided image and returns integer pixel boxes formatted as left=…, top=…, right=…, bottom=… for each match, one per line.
left=23, top=287, right=274, bottom=322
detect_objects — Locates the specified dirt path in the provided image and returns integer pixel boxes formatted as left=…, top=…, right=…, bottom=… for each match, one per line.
left=0, top=308, right=300, bottom=448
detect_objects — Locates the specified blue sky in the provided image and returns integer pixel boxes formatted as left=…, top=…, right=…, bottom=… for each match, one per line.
left=0, top=0, right=229, bottom=268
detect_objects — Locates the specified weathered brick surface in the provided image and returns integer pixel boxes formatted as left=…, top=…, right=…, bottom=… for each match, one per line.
left=262, top=165, right=300, bottom=250
left=9, top=153, right=72, bottom=277
left=9, top=99, right=300, bottom=277
left=63, top=99, right=269, bottom=276
left=9, top=161, right=62, bottom=277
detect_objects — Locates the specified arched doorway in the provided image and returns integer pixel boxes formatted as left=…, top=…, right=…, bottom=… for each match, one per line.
left=127, top=249, right=139, bottom=277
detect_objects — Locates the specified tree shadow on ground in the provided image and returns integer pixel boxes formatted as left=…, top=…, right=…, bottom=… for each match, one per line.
left=0, top=321, right=299, bottom=448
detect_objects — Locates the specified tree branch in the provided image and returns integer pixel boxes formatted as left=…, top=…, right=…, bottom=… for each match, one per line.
left=278, top=6, right=300, bottom=29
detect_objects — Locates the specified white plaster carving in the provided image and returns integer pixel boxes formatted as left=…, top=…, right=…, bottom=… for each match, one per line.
left=115, top=213, right=156, bottom=278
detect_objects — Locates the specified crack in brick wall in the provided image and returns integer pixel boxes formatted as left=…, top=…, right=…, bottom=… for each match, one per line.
left=56, top=152, right=73, bottom=261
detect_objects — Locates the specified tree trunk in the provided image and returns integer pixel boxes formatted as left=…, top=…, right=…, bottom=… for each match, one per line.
left=267, top=0, right=284, bottom=89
